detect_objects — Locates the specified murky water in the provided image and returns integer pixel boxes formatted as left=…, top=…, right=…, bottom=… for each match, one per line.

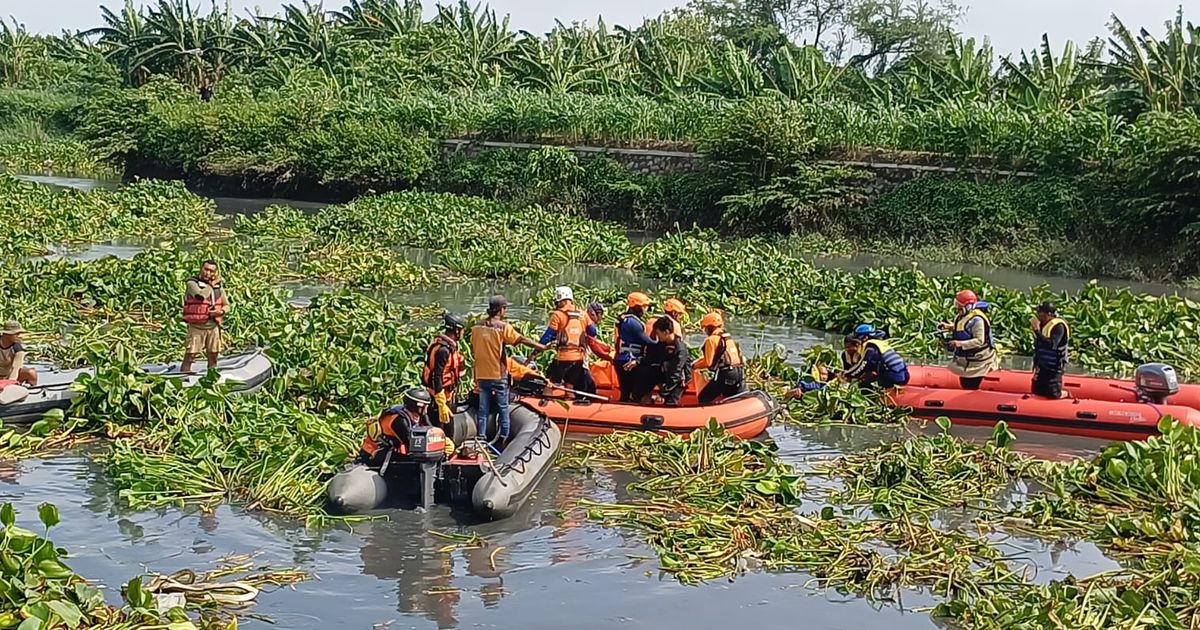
left=11, top=173, right=1135, bottom=629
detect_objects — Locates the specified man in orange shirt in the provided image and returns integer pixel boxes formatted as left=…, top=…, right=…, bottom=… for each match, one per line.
left=693, top=311, right=746, bottom=404
left=532, top=287, right=602, bottom=394
left=470, top=295, right=545, bottom=444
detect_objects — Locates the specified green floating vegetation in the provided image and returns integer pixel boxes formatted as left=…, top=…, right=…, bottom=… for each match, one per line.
left=636, top=230, right=1200, bottom=379
left=559, top=421, right=1021, bottom=596
left=0, top=138, right=115, bottom=176
left=0, top=501, right=301, bottom=629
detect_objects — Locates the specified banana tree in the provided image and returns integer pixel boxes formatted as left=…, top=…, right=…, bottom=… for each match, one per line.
left=83, top=0, right=152, bottom=85
left=1106, top=12, right=1200, bottom=115
left=332, top=0, right=424, bottom=39
left=1001, top=34, right=1102, bottom=112
left=0, top=19, right=39, bottom=86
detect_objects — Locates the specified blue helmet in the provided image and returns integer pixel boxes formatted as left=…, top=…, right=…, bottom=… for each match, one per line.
left=853, top=323, right=877, bottom=338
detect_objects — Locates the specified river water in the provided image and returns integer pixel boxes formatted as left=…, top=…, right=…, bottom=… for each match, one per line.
left=3, top=173, right=1136, bottom=629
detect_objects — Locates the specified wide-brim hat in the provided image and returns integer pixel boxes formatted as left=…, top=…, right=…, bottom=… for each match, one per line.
left=1, top=321, right=24, bottom=335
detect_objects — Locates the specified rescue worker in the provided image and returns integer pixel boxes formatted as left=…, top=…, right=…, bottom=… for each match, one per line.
left=1030, top=302, right=1069, bottom=399
left=0, top=321, right=35, bottom=386
left=842, top=324, right=910, bottom=388
left=586, top=302, right=615, bottom=361
left=650, top=315, right=693, bottom=406
left=469, top=356, right=542, bottom=410
left=784, top=336, right=858, bottom=398
left=613, top=292, right=657, bottom=402
left=470, top=295, right=545, bottom=445
left=645, top=298, right=685, bottom=338
left=937, top=289, right=996, bottom=390
left=181, top=260, right=227, bottom=373
left=356, top=387, right=432, bottom=467
left=694, top=311, right=746, bottom=404
left=422, top=313, right=468, bottom=427
left=534, top=287, right=600, bottom=394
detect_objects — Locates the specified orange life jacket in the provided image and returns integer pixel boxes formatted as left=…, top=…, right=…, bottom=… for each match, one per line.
left=713, top=331, right=744, bottom=371
left=554, top=309, right=588, bottom=362
left=421, top=335, right=465, bottom=392
left=182, top=278, right=225, bottom=325
left=360, top=407, right=422, bottom=458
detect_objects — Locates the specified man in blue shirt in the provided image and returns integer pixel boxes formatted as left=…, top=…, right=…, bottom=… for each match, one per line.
left=613, top=292, right=657, bottom=402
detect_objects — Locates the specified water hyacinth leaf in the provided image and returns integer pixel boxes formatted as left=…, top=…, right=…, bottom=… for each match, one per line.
left=36, top=504, right=59, bottom=529
left=935, top=416, right=952, bottom=433
left=35, top=559, right=73, bottom=580
left=0, top=504, right=13, bottom=529
left=991, top=420, right=1014, bottom=448
left=43, top=601, right=82, bottom=630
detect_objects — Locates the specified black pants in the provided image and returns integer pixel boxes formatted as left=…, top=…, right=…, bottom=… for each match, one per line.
left=615, top=359, right=655, bottom=402
left=1032, top=367, right=1063, bottom=398
left=548, top=360, right=596, bottom=394
left=959, top=377, right=984, bottom=390
left=699, top=367, right=746, bottom=405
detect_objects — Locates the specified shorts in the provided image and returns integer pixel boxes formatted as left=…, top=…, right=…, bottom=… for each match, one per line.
left=185, top=325, right=221, bottom=355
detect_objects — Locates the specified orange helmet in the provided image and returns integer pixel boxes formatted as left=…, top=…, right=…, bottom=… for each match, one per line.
left=700, top=311, right=724, bottom=329
left=664, top=298, right=686, bottom=316
left=626, top=292, right=651, bottom=309
left=955, top=289, right=978, bottom=307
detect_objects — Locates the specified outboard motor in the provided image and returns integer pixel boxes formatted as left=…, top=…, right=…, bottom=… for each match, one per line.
left=1135, top=363, right=1180, bottom=404
left=407, top=426, right=448, bottom=463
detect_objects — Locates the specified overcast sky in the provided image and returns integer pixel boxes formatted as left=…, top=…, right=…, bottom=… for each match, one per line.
left=9, top=0, right=1189, bottom=56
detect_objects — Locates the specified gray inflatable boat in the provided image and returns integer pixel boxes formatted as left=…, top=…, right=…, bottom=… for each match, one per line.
left=0, top=349, right=274, bottom=425
left=326, top=404, right=561, bottom=520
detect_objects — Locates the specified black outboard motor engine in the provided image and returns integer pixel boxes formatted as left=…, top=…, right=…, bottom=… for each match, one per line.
left=1135, top=363, right=1180, bottom=404
left=407, top=426, right=447, bottom=463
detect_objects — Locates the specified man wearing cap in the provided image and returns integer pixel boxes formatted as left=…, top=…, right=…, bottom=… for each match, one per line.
left=533, top=287, right=602, bottom=395
left=1030, top=302, right=1069, bottom=398
left=422, top=313, right=468, bottom=427
left=181, top=260, right=227, bottom=373
left=470, top=296, right=546, bottom=445
left=0, top=322, right=36, bottom=386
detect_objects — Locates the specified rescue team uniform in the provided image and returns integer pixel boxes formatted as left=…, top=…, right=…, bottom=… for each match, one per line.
left=694, top=328, right=745, bottom=405
left=843, top=339, right=910, bottom=388
left=614, top=311, right=657, bottom=402
left=471, top=319, right=523, bottom=440
left=539, top=304, right=599, bottom=394
left=182, top=276, right=226, bottom=355
left=358, top=406, right=425, bottom=465
left=422, top=335, right=465, bottom=427
left=950, top=303, right=996, bottom=390
left=1032, top=317, right=1070, bottom=399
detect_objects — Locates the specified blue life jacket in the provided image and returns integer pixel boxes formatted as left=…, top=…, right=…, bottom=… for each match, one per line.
left=863, top=339, right=910, bottom=385
left=615, top=312, right=649, bottom=362
left=952, top=302, right=995, bottom=359
left=1033, top=317, right=1069, bottom=369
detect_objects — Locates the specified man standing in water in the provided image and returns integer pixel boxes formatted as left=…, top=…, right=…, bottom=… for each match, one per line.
left=1030, top=302, right=1069, bottom=398
left=470, top=296, right=545, bottom=447
left=181, top=260, right=227, bottom=373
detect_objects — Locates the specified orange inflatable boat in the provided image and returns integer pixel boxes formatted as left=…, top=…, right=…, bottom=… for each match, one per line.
left=515, top=362, right=778, bottom=440
left=890, top=365, right=1200, bottom=441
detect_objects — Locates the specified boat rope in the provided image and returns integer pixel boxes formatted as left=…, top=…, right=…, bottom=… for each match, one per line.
left=496, top=416, right=556, bottom=477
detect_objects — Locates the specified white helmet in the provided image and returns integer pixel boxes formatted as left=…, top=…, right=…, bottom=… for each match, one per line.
left=553, top=286, right=574, bottom=303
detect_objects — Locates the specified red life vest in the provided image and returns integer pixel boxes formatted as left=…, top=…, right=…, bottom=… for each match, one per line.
left=360, top=408, right=422, bottom=458
left=182, top=278, right=225, bottom=325
left=421, top=335, right=465, bottom=392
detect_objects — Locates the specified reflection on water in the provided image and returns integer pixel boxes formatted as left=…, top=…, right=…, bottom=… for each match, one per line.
left=15, top=173, right=121, bottom=192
